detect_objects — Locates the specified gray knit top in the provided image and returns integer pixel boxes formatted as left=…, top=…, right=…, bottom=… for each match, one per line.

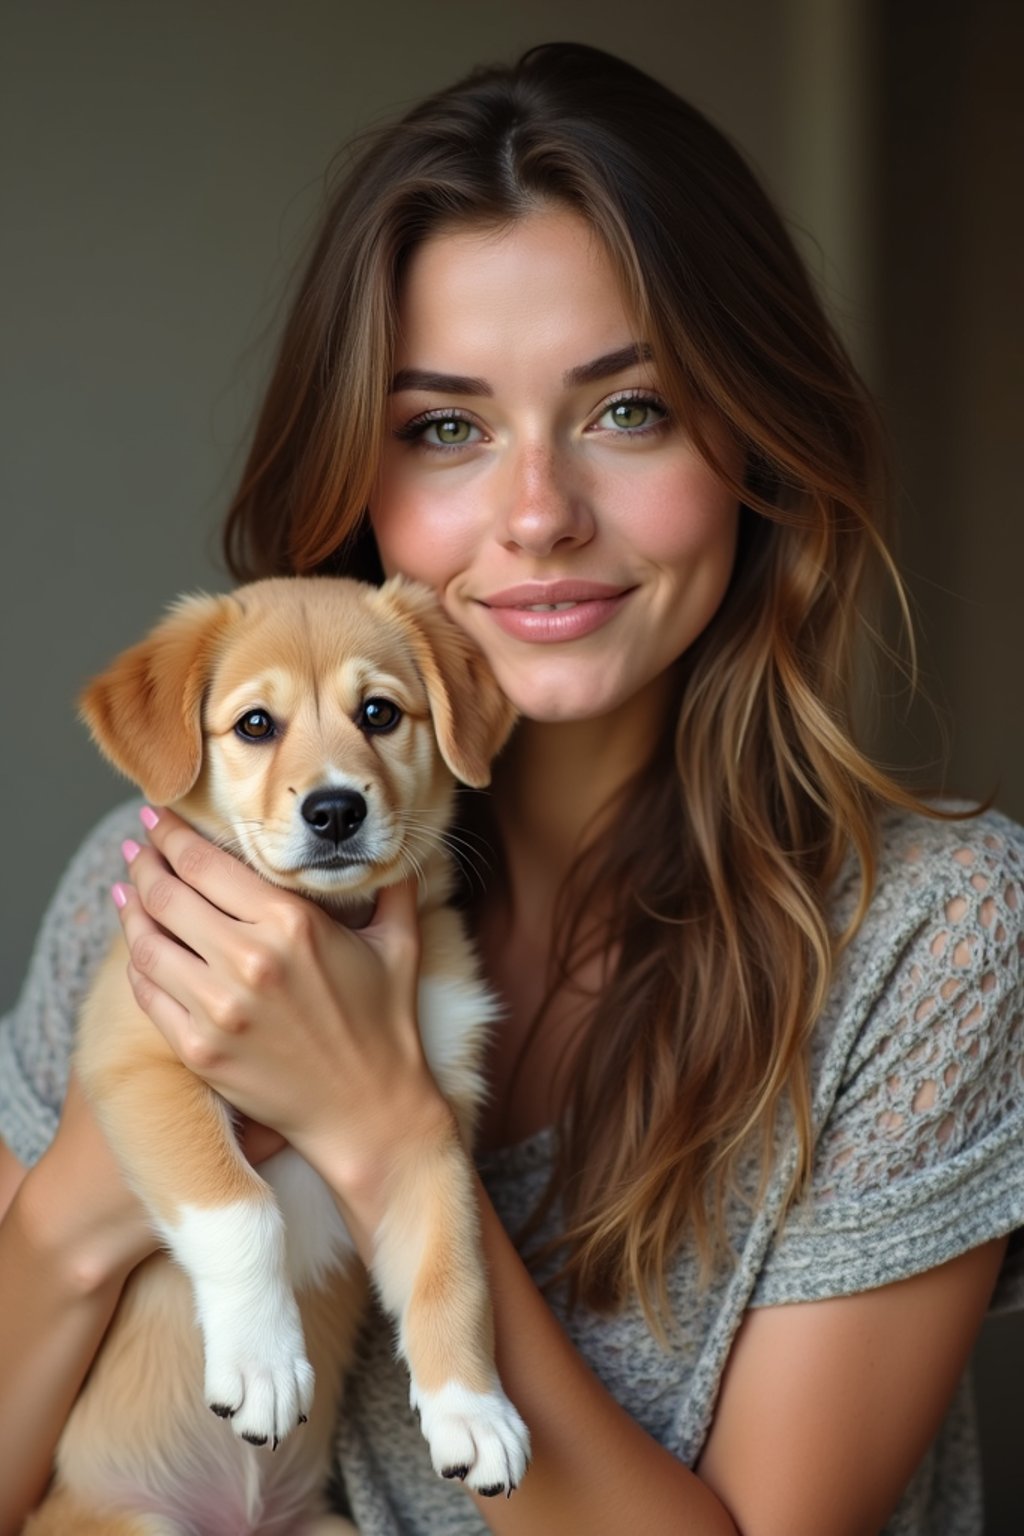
left=2, top=799, right=1023, bottom=1534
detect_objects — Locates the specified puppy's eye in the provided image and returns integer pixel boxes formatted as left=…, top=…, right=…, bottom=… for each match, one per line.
left=235, top=709, right=276, bottom=741
left=358, top=697, right=402, bottom=734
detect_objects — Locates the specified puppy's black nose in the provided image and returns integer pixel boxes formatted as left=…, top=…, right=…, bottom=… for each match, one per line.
left=301, top=789, right=368, bottom=843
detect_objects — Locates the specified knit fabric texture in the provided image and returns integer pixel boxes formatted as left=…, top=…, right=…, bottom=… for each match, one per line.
left=2, top=799, right=1022, bottom=1534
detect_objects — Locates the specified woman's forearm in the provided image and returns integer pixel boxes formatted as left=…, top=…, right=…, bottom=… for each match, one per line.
left=0, top=1089, right=156, bottom=1536
left=0, top=1164, right=131, bottom=1535
left=466, top=1176, right=738, bottom=1536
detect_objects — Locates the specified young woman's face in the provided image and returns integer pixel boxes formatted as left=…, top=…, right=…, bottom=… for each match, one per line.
left=370, top=206, right=741, bottom=724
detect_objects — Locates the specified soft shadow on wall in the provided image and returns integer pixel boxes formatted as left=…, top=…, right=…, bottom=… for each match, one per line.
left=872, top=8, right=1024, bottom=1536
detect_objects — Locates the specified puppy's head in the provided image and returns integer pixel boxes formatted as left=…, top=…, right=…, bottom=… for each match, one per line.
left=79, top=575, right=516, bottom=903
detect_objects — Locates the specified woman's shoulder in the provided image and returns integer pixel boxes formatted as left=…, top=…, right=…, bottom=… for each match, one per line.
left=854, top=801, right=1024, bottom=919
left=0, top=798, right=142, bottom=1167
left=826, top=801, right=1023, bottom=981
left=756, top=801, right=1024, bottom=1310
left=825, top=800, right=1023, bottom=1080
left=875, top=799, right=1023, bottom=893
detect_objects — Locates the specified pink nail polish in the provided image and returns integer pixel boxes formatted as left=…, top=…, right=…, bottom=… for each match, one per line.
left=122, top=838, right=141, bottom=864
left=140, top=806, right=160, bottom=830
left=111, top=883, right=128, bottom=909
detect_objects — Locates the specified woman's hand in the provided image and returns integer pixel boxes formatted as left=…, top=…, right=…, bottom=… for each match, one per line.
left=114, top=806, right=451, bottom=1243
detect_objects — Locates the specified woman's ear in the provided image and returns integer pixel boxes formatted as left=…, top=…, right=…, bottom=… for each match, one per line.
left=78, top=593, right=238, bottom=804
left=379, top=576, right=517, bottom=788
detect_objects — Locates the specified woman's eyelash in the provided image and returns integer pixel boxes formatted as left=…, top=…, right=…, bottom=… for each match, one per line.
left=392, top=409, right=480, bottom=448
left=595, top=390, right=670, bottom=432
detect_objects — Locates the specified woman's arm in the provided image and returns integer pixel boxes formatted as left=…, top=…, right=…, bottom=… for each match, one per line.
left=0, top=1081, right=156, bottom=1536
left=695, top=1237, right=1006, bottom=1536
left=461, top=1188, right=1004, bottom=1536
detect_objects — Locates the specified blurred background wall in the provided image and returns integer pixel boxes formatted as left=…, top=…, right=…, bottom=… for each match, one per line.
left=1, top=0, right=1020, bottom=1524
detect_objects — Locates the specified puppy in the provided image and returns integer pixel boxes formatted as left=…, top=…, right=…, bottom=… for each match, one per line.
left=26, top=575, right=528, bottom=1536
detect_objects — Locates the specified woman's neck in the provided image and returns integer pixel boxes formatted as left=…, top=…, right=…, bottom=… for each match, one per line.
left=489, top=670, right=674, bottom=925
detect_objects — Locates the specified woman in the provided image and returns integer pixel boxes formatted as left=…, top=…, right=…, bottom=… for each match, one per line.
left=1, top=42, right=1021, bottom=1536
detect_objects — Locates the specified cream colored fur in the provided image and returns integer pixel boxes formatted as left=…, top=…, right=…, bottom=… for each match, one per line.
left=26, top=576, right=528, bottom=1535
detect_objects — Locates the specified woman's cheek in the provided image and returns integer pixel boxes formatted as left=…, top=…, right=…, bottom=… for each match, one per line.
left=613, top=457, right=739, bottom=558
left=368, top=490, right=474, bottom=590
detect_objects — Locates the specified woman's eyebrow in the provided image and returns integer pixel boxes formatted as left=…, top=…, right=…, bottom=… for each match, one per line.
left=390, top=368, right=492, bottom=396
left=563, top=343, right=653, bottom=387
left=389, top=343, right=652, bottom=397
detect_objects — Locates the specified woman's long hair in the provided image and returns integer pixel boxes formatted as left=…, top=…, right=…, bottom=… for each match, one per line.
left=222, top=43, right=938, bottom=1327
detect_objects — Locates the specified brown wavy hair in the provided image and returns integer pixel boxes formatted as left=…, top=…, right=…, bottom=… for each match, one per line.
left=221, top=43, right=939, bottom=1327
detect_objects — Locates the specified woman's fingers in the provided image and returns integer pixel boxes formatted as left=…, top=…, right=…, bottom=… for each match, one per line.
left=124, top=838, right=240, bottom=963
left=114, top=882, right=210, bottom=1050
left=365, top=876, right=422, bottom=970
left=125, top=960, right=196, bottom=1051
left=136, top=805, right=269, bottom=923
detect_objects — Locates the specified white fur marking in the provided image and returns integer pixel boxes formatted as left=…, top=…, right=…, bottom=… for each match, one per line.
left=159, top=1200, right=315, bottom=1445
left=416, top=972, right=500, bottom=1098
left=411, top=1378, right=531, bottom=1492
left=260, top=1148, right=357, bottom=1287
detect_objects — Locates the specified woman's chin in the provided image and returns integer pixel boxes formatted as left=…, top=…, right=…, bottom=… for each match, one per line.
left=504, top=681, right=636, bottom=728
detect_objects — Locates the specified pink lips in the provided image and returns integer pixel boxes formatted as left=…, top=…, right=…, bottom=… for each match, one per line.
left=479, top=581, right=632, bottom=643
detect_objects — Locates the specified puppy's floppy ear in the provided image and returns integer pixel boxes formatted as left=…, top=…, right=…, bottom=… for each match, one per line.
left=79, top=592, right=238, bottom=804
left=379, top=576, right=517, bottom=788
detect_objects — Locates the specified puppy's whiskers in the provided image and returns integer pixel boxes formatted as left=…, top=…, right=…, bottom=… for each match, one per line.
left=396, top=847, right=427, bottom=895
left=213, top=826, right=256, bottom=856
left=400, top=814, right=491, bottom=892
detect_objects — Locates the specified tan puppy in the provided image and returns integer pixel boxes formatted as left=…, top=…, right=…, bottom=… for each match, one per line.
left=26, top=575, right=528, bottom=1536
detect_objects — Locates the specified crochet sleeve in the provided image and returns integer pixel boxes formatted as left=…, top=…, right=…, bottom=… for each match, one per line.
left=0, top=800, right=141, bottom=1167
left=753, top=814, right=1024, bottom=1308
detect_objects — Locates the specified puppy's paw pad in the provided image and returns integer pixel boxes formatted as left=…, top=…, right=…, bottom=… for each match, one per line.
left=413, top=1379, right=530, bottom=1495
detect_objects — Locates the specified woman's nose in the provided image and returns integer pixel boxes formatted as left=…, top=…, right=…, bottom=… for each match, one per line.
left=498, top=445, right=595, bottom=556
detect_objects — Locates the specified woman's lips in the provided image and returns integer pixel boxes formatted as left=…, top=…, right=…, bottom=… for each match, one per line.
left=478, top=581, right=633, bottom=642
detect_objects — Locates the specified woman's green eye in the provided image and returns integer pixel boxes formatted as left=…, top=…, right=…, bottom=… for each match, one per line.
left=429, top=418, right=472, bottom=445
left=607, top=400, right=652, bottom=430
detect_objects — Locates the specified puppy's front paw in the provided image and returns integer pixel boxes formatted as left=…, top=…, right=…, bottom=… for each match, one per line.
left=412, top=1379, right=530, bottom=1496
left=203, top=1303, right=315, bottom=1447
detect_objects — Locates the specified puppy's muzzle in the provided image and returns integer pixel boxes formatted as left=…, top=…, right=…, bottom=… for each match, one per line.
left=301, top=788, right=368, bottom=845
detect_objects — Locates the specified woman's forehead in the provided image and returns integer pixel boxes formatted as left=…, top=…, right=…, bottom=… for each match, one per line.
left=393, top=208, right=646, bottom=377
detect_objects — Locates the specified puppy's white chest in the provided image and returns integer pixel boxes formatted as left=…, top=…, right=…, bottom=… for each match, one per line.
left=417, top=969, right=498, bottom=1111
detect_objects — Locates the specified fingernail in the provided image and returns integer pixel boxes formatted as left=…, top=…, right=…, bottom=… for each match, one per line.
left=111, top=882, right=128, bottom=909
left=121, top=838, right=141, bottom=864
left=140, top=806, right=160, bottom=830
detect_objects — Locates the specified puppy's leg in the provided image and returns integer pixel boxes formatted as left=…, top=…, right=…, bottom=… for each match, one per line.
left=372, top=1122, right=530, bottom=1497
left=79, top=1025, right=314, bottom=1449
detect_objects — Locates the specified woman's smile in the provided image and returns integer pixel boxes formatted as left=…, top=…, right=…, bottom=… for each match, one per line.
left=370, top=205, right=741, bottom=725
left=476, top=580, right=635, bottom=643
